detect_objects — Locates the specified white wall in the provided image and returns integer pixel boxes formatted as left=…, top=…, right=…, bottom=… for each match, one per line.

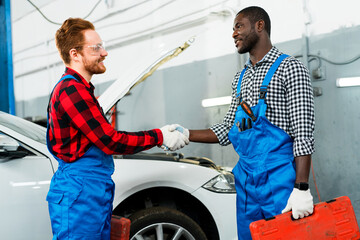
left=9, top=0, right=360, bottom=225
left=12, top=0, right=238, bottom=104
left=11, top=0, right=360, bottom=104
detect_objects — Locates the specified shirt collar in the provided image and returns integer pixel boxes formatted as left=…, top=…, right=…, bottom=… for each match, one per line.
left=244, top=46, right=282, bottom=68
left=64, top=67, right=94, bottom=91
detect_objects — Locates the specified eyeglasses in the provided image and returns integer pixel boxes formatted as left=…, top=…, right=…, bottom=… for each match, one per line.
left=86, top=42, right=106, bottom=55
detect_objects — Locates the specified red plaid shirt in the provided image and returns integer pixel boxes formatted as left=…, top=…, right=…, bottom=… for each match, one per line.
left=47, top=68, right=163, bottom=162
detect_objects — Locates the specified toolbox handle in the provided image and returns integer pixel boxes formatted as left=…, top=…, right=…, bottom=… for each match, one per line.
left=265, top=216, right=275, bottom=221
left=265, top=209, right=317, bottom=222
left=326, top=199, right=336, bottom=203
left=288, top=198, right=336, bottom=221
left=265, top=198, right=337, bottom=222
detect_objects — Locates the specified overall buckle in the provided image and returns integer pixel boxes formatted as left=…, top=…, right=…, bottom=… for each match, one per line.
left=259, top=88, right=267, bottom=99
left=236, top=94, right=242, bottom=106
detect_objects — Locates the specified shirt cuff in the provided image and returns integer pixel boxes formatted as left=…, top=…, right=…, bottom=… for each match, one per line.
left=210, top=124, right=231, bottom=146
left=154, top=128, right=163, bottom=147
left=293, top=138, right=315, bottom=157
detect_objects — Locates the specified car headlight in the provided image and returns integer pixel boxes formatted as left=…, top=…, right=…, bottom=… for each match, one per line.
left=202, top=172, right=236, bottom=193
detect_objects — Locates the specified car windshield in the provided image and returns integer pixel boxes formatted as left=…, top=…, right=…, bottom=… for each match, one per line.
left=0, top=112, right=47, bottom=144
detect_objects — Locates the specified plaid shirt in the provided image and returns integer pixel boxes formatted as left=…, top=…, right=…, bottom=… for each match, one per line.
left=47, top=68, right=163, bottom=162
left=211, top=47, right=315, bottom=157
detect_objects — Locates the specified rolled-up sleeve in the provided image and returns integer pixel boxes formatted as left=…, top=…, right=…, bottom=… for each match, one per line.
left=284, top=59, right=315, bottom=157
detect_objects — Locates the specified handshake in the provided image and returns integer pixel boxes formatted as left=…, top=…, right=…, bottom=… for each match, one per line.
left=160, top=124, right=189, bottom=151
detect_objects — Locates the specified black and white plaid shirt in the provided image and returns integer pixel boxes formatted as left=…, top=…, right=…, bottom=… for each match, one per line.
left=210, top=47, right=315, bottom=157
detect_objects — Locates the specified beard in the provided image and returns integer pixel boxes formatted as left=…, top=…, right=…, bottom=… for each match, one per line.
left=82, top=57, right=106, bottom=75
left=238, top=28, right=259, bottom=54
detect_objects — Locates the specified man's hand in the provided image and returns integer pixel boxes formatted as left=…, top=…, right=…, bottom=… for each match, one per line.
left=160, top=124, right=189, bottom=151
left=170, top=124, right=189, bottom=139
left=281, top=188, right=314, bottom=219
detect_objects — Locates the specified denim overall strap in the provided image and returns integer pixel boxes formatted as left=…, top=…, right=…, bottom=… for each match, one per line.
left=258, top=54, right=289, bottom=116
left=236, top=67, right=247, bottom=103
left=259, top=54, right=289, bottom=98
left=46, top=75, right=78, bottom=155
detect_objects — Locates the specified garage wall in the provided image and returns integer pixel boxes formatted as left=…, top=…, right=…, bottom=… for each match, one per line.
left=12, top=0, right=240, bottom=115
left=305, top=26, right=360, bottom=223
left=18, top=26, right=360, bottom=224
left=11, top=0, right=360, bottom=224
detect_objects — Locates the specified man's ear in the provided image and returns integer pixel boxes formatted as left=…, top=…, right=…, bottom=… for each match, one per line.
left=256, top=20, right=265, bottom=33
left=69, top=48, right=80, bottom=62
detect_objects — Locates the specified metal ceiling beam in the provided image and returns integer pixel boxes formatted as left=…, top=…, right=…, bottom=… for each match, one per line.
left=0, top=0, right=15, bottom=114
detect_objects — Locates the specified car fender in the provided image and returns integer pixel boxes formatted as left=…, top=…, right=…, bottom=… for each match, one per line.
left=112, top=158, right=220, bottom=206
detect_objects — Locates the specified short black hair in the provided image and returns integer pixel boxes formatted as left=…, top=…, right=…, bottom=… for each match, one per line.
left=237, top=6, right=271, bottom=37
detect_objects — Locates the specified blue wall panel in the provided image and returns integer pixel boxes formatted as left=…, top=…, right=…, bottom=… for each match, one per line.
left=0, top=0, right=15, bottom=114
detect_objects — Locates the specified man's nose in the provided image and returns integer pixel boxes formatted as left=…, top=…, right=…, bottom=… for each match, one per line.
left=232, top=30, right=238, bottom=39
left=101, top=49, right=108, bottom=57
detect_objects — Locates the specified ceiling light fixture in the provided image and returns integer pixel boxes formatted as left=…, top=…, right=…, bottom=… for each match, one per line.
left=336, top=77, right=360, bottom=88
left=202, top=96, right=231, bottom=108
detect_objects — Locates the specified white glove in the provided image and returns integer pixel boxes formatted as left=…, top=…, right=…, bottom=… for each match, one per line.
left=169, top=124, right=189, bottom=142
left=160, top=124, right=189, bottom=151
left=282, top=188, right=314, bottom=219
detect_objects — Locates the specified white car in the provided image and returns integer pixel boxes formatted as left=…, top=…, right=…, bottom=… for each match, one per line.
left=0, top=39, right=237, bottom=240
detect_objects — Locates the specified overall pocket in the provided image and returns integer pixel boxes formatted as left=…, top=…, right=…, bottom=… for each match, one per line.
left=69, top=177, right=108, bottom=237
left=46, top=190, right=65, bottom=233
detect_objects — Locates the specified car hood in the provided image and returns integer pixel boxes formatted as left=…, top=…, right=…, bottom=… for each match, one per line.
left=98, top=37, right=195, bottom=114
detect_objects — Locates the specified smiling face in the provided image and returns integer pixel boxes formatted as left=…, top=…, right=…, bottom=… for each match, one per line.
left=79, top=30, right=108, bottom=75
left=232, top=13, right=259, bottom=54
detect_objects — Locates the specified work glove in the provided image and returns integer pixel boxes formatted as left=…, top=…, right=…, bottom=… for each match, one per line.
left=170, top=124, right=189, bottom=140
left=281, top=188, right=314, bottom=219
left=160, top=124, right=189, bottom=151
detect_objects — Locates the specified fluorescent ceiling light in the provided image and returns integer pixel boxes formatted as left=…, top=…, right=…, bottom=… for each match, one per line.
left=10, top=180, right=50, bottom=187
left=202, top=96, right=231, bottom=108
left=336, top=77, right=360, bottom=88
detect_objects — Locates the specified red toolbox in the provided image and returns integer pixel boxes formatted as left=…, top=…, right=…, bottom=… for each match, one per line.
left=110, top=215, right=131, bottom=240
left=250, top=196, right=360, bottom=240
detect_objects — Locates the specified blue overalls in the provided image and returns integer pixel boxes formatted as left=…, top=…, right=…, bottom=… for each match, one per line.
left=228, top=55, right=296, bottom=240
left=46, top=75, right=115, bottom=240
